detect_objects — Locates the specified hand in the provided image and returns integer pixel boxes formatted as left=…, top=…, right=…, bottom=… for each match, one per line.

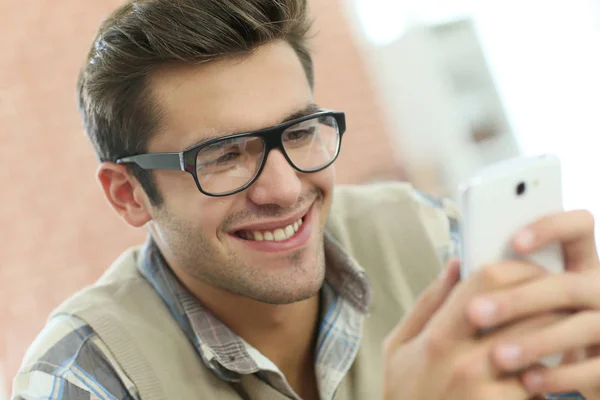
left=466, top=210, right=600, bottom=398
left=383, top=258, right=554, bottom=400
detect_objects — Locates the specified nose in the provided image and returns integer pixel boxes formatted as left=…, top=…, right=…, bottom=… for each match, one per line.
left=246, top=149, right=301, bottom=207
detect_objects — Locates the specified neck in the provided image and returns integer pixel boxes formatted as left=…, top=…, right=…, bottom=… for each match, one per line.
left=185, top=277, right=321, bottom=392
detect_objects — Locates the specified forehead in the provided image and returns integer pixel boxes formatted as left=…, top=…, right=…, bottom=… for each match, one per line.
left=147, top=40, right=313, bottom=152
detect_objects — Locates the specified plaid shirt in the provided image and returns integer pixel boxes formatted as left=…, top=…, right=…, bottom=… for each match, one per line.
left=11, top=190, right=584, bottom=400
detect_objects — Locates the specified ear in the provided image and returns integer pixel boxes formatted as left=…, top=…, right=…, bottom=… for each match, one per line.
left=96, top=162, right=153, bottom=228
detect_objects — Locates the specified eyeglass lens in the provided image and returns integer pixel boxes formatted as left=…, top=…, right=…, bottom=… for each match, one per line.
left=195, top=115, right=340, bottom=195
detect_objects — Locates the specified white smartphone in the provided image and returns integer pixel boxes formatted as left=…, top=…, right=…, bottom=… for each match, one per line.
left=458, top=154, right=565, bottom=367
left=458, top=154, right=565, bottom=279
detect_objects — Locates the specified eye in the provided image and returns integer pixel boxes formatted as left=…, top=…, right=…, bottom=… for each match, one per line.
left=198, top=151, right=241, bottom=173
left=285, top=127, right=315, bottom=142
left=214, top=152, right=239, bottom=164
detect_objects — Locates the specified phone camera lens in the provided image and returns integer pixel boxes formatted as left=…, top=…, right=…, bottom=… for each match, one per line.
left=516, top=182, right=526, bottom=196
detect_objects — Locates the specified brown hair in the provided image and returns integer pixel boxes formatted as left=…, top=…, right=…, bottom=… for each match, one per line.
left=78, top=0, right=314, bottom=204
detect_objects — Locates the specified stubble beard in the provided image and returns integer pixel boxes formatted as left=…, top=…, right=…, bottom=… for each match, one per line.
left=155, top=209, right=327, bottom=305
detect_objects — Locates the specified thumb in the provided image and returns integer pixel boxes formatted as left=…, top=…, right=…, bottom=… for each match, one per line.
left=385, top=259, right=461, bottom=348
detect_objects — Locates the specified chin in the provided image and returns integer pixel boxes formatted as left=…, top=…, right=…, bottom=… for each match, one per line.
left=250, top=278, right=324, bottom=305
left=235, top=251, right=326, bottom=304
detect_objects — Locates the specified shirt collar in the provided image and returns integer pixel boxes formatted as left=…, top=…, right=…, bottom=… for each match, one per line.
left=136, top=231, right=372, bottom=380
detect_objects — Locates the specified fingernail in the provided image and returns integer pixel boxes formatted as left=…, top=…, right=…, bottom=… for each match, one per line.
left=496, top=344, right=522, bottom=367
left=524, top=371, right=544, bottom=390
left=471, top=298, right=497, bottom=324
left=516, top=229, right=536, bottom=249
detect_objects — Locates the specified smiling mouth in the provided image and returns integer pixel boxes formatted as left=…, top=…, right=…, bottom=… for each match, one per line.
left=234, top=216, right=305, bottom=242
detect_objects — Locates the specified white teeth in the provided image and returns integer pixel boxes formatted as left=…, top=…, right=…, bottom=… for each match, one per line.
left=273, top=228, right=286, bottom=241
left=285, top=225, right=294, bottom=237
left=239, top=218, right=303, bottom=242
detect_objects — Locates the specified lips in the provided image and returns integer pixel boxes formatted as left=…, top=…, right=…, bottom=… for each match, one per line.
left=236, top=217, right=304, bottom=241
left=228, top=203, right=315, bottom=253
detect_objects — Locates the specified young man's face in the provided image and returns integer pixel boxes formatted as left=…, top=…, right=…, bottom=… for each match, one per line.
left=145, top=40, right=335, bottom=304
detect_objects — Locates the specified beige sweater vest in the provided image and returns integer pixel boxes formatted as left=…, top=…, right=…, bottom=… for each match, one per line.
left=51, top=183, right=448, bottom=399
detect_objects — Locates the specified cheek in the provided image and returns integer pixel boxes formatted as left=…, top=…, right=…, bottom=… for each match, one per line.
left=308, top=166, right=336, bottom=195
left=155, top=172, right=232, bottom=239
left=304, top=167, right=335, bottom=227
left=205, top=200, right=233, bottom=240
left=154, top=170, right=198, bottom=202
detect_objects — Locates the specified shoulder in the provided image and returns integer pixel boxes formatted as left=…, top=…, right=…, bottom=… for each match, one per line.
left=409, top=188, right=461, bottom=264
left=12, top=314, right=138, bottom=400
left=330, top=182, right=460, bottom=264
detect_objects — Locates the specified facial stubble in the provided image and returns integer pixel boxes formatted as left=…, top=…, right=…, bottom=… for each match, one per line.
left=153, top=206, right=327, bottom=304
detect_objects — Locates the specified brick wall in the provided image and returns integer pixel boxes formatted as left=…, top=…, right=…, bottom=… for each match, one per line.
left=0, top=0, right=398, bottom=390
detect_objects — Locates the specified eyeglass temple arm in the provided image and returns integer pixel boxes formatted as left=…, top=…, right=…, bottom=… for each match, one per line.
left=117, top=153, right=183, bottom=170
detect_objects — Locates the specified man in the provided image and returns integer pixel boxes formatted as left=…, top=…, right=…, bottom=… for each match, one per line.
left=11, top=0, right=600, bottom=399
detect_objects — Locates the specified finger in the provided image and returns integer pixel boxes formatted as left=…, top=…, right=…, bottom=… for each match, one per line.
left=514, top=210, right=599, bottom=271
left=560, top=348, right=587, bottom=366
left=468, top=272, right=600, bottom=329
left=482, top=312, right=566, bottom=366
left=492, top=311, right=600, bottom=371
left=431, top=260, right=547, bottom=339
left=520, top=357, right=600, bottom=394
left=385, top=259, right=460, bottom=347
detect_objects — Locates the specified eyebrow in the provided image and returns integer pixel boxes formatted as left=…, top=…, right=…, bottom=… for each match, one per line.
left=182, top=103, right=321, bottom=151
left=281, top=103, right=321, bottom=124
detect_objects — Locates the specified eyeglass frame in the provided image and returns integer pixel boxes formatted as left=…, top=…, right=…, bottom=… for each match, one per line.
left=116, top=109, right=346, bottom=197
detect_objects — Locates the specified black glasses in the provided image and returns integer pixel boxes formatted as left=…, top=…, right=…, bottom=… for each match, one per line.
left=117, top=110, right=346, bottom=197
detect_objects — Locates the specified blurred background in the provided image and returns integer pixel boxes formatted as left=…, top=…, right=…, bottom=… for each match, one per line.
left=1, top=0, right=599, bottom=396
